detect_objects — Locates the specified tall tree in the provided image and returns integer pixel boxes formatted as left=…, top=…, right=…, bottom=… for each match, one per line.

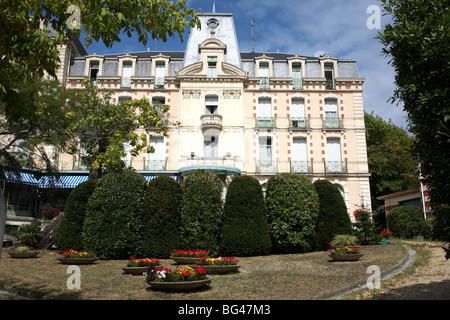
left=66, top=80, right=169, bottom=180
left=0, top=0, right=200, bottom=258
left=377, top=0, right=449, bottom=237
left=364, top=111, right=419, bottom=216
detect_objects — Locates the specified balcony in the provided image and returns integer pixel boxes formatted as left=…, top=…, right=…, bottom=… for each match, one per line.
left=325, top=78, right=335, bottom=90
left=256, top=161, right=277, bottom=172
left=201, top=114, right=223, bottom=130
left=155, top=77, right=165, bottom=89
left=292, top=78, right=303, bottom=90
left=259, top=77, right=270, bottom=90
left=180, top=156, right=242, bottom=169
left=289, top=117, right=310, bottom=129
left=322, top=117, right=344, bottom=129
left=255, top=117, right=276, bottom=128
left=121, top=77, right=131, bottom=88
left=290, top=161, right=313, bottom=173
left=324, top=161, right=348, bottom=173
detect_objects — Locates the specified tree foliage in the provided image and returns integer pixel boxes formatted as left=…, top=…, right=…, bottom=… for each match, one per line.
left=221, top=176, right=271, bottom=256
left=387, top=206, right=431, bottom=239
left=66, top=79, right=169, bottom=180
left=55, top=180, right=97, bottom=251
left=266, top=173, right=319, bottom=254
left=82, top=169, right=148, bottom=259
left=143, top=176, right=183, bottom=258
left=313, top=180, right=353, bottom=251
left=180, top=170, right=223, bottom=255
left=364, top=111, right=419, bottom=221
left=377, top=0, right=450, bottom=233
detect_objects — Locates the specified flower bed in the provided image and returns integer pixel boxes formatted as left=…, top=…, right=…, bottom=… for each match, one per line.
left=171, top=249, right=209, bottom=264
left=40, top=206, right=60, bottom=220
left=127, top=257, right=162, bottom=268
left=122, top=257, right=162, bottom=275
left=57, top=249, right=98, bottom=264
left=195, top=256, right=239, bottom=265
left=146, top=266, right=212, bottom=291
left=8, top=246, right=40, bottom=258
left=329, top=246, right=361, bottom=255
left=328, top=246, right=363, bottom=261
left=194, top=257, right=240, bottom=274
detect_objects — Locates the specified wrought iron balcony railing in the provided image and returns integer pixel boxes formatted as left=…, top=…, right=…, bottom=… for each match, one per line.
left=290, top=161, right=313, bottom=173
left=289, top=117, right=310, bottom=129
left=322, top=117, right=344, bottom=129
left=256, top=160, right=277, bottom=172
left=255, top=117, right=276, bottom=128
left=324, top=161, right=348, bottom=173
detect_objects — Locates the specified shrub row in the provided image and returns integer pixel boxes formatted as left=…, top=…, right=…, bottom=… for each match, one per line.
left=55, top=169, right=370, bottom=258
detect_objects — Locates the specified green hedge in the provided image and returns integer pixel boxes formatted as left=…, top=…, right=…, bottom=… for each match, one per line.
left=313, top=180, right=352, bottom=250
left=221, top=176, right=271, bottom=256
left=266, top=173, right=319, bottom=253
left=55, top=180, right=97, bottom=251
left=387, top=206, right=431, bottom=239
left=142, top=176, right=182, bottom=258
left=180, top=169, right=223, bottom=255
left=82, top=169, right=148, bottom=259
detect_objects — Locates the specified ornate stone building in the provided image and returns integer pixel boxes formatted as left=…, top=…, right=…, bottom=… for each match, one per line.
left=4, top=11, right=371, bottom=222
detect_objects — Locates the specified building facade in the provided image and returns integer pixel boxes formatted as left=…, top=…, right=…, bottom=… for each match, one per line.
left=3, top=11, right=371, bottom=223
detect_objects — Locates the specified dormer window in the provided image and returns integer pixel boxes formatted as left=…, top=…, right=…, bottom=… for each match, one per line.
left=121, top=61, right=132, bottom=88
left=207, top=57, right=217, bottom=78
left=155, top=62, right=165, bottom=88
left=292, top=63, right=302, bottom=89
left=324, top=63, right=335, bottom=90
left=89, top=61, right=99, bottom=86
left=259, top=63, right=269, bottom=89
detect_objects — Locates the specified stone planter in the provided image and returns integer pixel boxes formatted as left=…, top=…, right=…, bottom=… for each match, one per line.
left=57, top=257, right=98, bottom=265
left=122, top=266, right=159, bottom=275
left=147, top=276, right=212, bottom=291
left=195, top=264, right=240, bottom=274
left=8, top=250, right=40, bottom=258
left=329, top=254, right=364, bottom=261
left=170, top=256, right=201, bottom=264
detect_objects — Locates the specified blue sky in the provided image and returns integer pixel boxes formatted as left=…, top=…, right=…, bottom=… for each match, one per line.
left=80, top=0, right=409, bottom=130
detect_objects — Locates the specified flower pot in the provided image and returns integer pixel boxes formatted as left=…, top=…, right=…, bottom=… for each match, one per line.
left=170, top=256, right=201, bottom=264
left=195, top=264, right=240, bottom=274
left=57, top=257, right=98, bottom=265
left=122, top=266, right=156, bottom=275
left=147, top=276, right=213, bottom=291
left=329, top=254, right=364, bottom=261
left=8, top=250, right=40, bottom=258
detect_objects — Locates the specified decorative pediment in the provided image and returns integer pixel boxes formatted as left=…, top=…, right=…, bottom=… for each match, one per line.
left=222, top=62, right=247, bottom=77
left=177, top=62, right=204, bottom=76
left=199, top=38, right=227, bottom=51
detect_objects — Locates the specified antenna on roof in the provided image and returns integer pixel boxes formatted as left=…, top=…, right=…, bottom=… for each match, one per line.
left=250, top=18, right=261, bottom=53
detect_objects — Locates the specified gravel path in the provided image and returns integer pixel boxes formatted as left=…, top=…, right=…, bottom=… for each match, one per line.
left=349, top=242, right=450, bottom=300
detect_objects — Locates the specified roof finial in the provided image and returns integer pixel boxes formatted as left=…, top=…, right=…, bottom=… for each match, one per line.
left=212, top=0, right=215, bottom=13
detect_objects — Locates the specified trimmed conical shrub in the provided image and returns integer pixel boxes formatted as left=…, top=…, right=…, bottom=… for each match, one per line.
left=142, top=176, right=182, bottom=258
left=266, top=173, right=319, bottom=253
left=55, top=179, right=97, bottom=251
left=221, top=176, right=271, bottom=256
left=180, top=169, right=223, bottom=255
left=313, top=179, right=352, bottom=250
left=82, top=168, right=147, bottom=259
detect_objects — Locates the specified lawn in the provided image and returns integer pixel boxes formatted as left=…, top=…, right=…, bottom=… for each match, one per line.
left=0, top=244, right=406, bottom=300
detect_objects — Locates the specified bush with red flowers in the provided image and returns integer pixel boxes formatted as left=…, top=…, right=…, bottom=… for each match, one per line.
left=40, top=206, right=60, bottom=220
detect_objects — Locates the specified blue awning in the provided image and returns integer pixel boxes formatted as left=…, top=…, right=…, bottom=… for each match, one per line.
left=144, top=175, right=178, bottom=182
left=39, top=175, right=89, bottom=188
left=4, top=171, right=40, bottom=185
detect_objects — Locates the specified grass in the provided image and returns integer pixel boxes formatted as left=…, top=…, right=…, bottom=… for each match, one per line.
left=0, top=244, right=406, bottom=300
